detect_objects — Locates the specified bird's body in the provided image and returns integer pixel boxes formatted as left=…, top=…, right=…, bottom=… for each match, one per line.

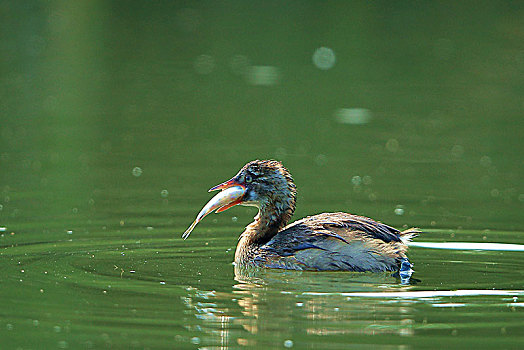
left=237, top=212, right=417, bottom=272
left=184, top=160, right=418, bottom=272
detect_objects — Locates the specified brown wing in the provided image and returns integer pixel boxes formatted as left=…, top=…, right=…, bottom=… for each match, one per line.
left=258, top=212, right=417, bottom=271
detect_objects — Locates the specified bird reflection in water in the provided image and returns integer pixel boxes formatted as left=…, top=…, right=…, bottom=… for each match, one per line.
left=181, top=268, right=417, bottom=348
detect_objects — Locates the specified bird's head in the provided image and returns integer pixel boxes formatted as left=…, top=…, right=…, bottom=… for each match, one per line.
left=210, top=159, right=296, bottom=212
left=182, top=160, right=296, bottom=240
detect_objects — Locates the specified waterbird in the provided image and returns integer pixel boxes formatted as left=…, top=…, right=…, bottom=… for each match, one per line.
left=183, top=160, right=419, bottom=272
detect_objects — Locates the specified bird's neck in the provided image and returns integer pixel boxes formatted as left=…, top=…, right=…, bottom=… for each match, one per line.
left=235, top=195, right=295, bottom=262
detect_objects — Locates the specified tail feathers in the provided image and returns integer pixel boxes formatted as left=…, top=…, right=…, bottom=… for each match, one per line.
left=399, top=227, right=421, bottom=244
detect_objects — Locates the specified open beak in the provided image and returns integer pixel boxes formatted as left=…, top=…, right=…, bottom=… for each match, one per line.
left=182, top=178, right=245, bottom=240
left=208, top=178, right=239, bottom=192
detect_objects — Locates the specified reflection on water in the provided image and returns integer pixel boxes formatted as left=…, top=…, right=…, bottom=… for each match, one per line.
left=183, top=274, right=418, bottom=348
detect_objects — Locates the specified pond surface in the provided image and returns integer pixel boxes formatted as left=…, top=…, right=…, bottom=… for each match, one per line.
left=1, top=1, right=523, bottom=349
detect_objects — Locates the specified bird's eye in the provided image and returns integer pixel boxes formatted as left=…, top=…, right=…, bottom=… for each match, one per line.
left=245, top=175, right=252, bottom=183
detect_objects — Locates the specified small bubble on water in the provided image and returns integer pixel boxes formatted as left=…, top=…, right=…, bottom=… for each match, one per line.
left=284, top=339, right=294, bottom=348
left=0, top=204, right=3, bottom=211
left=160, top=281, right=166, bottom=285
left=386, top=139, right=399, bottom=153
left=58, top=340, right=68, bottom=349
left=72, top=208, right=78, bottom=214
left=67, top=230, right=73, bottom=235
left=132, top=167, right=143, bottom=177
left=190, top=337, right=201, bottom=345
left=130, top=270, right=136, bottom=273
left=351, top=176, right=362, bottom=186
left=312, top=47, right=336, bottom=70
left=363, top=175, right=372, bottom=185
left=518, top=194, right=524, bottom=202
left=480, top=156, right=492, bottom=167
left=247, top=65, right=280, bottom=86
left=54, top=325, right=62, bottom=333
left=146, top=226, right=154, bottom=231
left=6, top=323, right=13, bottom=331
left=232, top=216, right=238, bottom=222
left=33, top=320, right=39, bottom=326
left=0, top=227, right=5, bottom=232
left=335, top=108, right=371, bottom=125
left=394, top=205, right=405, bottom=216
left=296, top=302, right=303, bottom=307
left=160, top=189, right=169, bottom=198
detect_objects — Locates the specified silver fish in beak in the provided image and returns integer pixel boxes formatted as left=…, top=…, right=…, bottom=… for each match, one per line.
left=182, top=185, right=245, bottom=240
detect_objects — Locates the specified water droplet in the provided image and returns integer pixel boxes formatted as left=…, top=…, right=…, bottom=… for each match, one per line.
left=394, top=205, right=405, bottom=216
left=335, top=108, right=372, bottom=125
left=479, top=156, right=492, bottom=167
left=190, top=337, right=201, bottom=345
left=194, top=54, right=215, bottom=75
left=451, top=145, right=464, bottom=158
left=386, top=139, right=399, bottom=153
left=284, top=339, right=294, bottom=348
left=351, top=176, right=362, bottom=186
left=132, top=167, right=142, bottom=177
left=160, top=189, right=169, bottom=198
left=247, top=65, right=280, bottom=86
left=312, top=47, right=336, bottom=70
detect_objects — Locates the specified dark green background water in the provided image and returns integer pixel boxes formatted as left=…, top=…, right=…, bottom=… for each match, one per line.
left=1, top=1, right=523, bottom=349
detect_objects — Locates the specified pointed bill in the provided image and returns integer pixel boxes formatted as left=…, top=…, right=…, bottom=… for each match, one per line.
left=182, top=185, right=245, bottom=240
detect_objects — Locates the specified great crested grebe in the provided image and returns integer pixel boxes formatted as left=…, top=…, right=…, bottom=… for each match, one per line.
left=183, top=160, right=419, bottom=272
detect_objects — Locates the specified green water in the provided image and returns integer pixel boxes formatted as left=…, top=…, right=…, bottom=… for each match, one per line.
left=1, top=1, right=523, bottom=349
